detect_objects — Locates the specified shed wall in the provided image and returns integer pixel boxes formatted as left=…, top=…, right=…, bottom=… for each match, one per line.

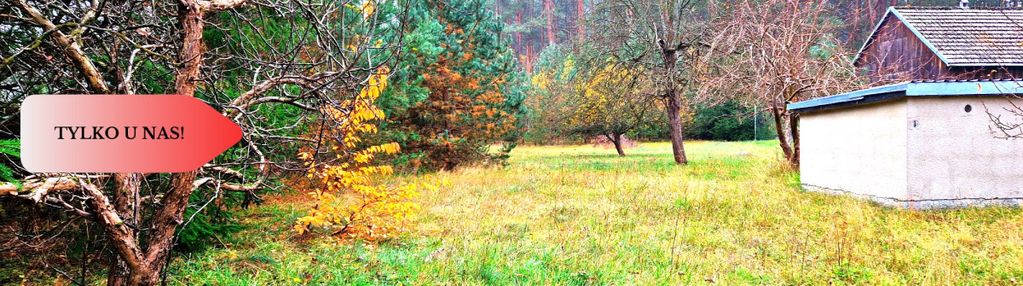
left=857, top=18, right=946, bottom=82
left=856, top=15, right=1023, bottom=81
left=799, top=100, right=908, bottom=201
left=906, top=97, right=1023, bottom=206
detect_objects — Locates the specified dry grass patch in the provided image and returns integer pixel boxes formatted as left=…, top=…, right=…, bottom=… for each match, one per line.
left=170, top=141, right=1023, bottom=285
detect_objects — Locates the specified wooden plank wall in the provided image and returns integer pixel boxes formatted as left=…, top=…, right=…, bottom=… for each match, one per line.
left=856, top=18, right=1023, bottom=83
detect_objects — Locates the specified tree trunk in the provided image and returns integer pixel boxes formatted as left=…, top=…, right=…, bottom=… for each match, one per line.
left=665, top=90, right=688, bottom=164
left=788, top=112, right=800, bottom=167
left=515, top=12, right=522, bottom=52
left=126, top=266, right=159, bottom=286
left=525, top=45, right=533, bottom=72
left=123, top=5, right=208, bottom=286
left=658, top=46, right=687, bottom=165
left=577, top=0, right=584, bottom=44
left=107, top=261, right=128, bottom=286
left=770, top=100, right=796, bottom=167
left=107, top=173, right=141, bottom=286
left=611, top=133, right=625, bottom=156
left=545, top=0, right=555, bottom=45
left=81, top=182, right=143, bottom=286
left=847, top=4, right=861, bottom=47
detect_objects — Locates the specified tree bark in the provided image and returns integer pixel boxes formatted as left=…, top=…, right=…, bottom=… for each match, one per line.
left=123, top=4, right=209, bottom=285
left=665, top=90, right=688, bottom=164
left=174, top=5, right=206, bottom=98
left=107, top=259, right=129, bottom=286
left=130, top=172, right=197, bottom=285
left=609, top=133, right=625, bottom=156
left=770, top=99, right=796, bottom=167
left=577, top=0, right=584, bottom=44
left=80, top=183, right=143, bottom=285
left=787, top=112, right=800, bottom=167
left=659, top=47, right=688, bottom=165
left=515, top=12, right=522, bottom=52
left=545, top=0, right=555, bottom=45
left=123, top=5, right=209, bottom=285
left=108, top=173, right=141, bottom=286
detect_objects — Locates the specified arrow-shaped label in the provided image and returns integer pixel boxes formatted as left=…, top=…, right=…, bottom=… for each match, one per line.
left=20, top=95, right=242, bottom=172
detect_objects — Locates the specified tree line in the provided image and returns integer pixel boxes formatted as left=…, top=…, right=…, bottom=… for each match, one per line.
left=523, top=0, right=856, bottom=164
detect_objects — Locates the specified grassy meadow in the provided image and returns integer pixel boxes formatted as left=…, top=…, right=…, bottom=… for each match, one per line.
left=169, top=141, right=1023, bottom=285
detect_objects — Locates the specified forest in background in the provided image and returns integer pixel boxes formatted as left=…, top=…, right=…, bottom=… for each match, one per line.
left=507, top=0, right=1018, bottom=144
left=496, top=0, right=1014, bottom=66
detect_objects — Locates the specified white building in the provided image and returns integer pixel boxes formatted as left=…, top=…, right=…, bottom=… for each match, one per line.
left=789, top=7, right=1023, bottom=208
left=790, top=80, right=1023, bottom=208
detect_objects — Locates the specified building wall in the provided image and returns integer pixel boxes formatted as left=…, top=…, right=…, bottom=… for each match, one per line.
left=856, top=17, right=1023, bottom=82
left=906, top=96, right=1023, bottom=205
left=856, top=18, right=946, bottom=82
left=800, top=100, right=908, bottom=201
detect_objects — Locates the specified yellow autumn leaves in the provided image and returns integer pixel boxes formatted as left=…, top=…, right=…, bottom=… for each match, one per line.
left=344, top=0, right=376, bottom=19
left=295, top=67, right=419, bottom=241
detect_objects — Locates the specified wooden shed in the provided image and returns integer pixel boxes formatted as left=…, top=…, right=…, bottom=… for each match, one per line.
left=855, top=7, right=1023, bottom=82
left=789, top=6, right=1023, bottom=208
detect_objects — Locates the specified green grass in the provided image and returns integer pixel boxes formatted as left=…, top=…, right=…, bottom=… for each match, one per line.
left=169, top=141, right=1023, bottom=285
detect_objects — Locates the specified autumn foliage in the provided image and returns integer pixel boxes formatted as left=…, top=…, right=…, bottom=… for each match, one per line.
left=295, top=68, right=418, bottom=241
left=403, top=55, right=519, bottom=170
left=379, top=0, right=526, bottom=171
left=570, top=63, right=659, bottom=155
left=527, top=47, right=660, bottom=155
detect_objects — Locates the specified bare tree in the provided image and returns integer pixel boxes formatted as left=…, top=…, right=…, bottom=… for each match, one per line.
left=0, top=0, right=407, bottom=284
left=708, top=0, right=856, bottom=167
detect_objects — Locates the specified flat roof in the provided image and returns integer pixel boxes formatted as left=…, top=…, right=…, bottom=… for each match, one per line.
left=787, top=80, right=1023, bottom=113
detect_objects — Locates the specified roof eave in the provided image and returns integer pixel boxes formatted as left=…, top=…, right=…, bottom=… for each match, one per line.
left=946, top=63, right=1023, bottom=67
left=786, top=82, right=910, bottom=112
left=905, top=80, right=1023, bottom=96
left=788, top=81, right=1023, bottom=113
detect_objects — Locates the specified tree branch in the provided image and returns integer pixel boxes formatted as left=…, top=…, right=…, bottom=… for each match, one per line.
left=14, top=0, right=109, bottom=93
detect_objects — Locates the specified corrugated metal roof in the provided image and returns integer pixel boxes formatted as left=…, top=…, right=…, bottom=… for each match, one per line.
left=855, top=7, right=1023, bottom=67
left=787, top=79, right=1023, bottom=112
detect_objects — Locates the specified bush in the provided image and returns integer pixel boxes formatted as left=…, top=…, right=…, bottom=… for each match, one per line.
left=685, top=101, right=775, bottom=141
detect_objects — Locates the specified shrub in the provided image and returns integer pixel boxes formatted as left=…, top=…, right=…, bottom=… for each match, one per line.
left=295, top=68, right=418, bottom=241
left=685, top=101, right=775, bottom=141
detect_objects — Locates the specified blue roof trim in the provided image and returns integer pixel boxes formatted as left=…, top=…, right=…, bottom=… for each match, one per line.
left=905, top=81, right=1023, bottom=96
left=786, top=82, right=908, bottom=111
left=787, top=81, right=1023, bottom=112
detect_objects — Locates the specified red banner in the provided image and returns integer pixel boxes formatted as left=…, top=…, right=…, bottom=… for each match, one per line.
left=20, top=95, right=242, bottom=172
